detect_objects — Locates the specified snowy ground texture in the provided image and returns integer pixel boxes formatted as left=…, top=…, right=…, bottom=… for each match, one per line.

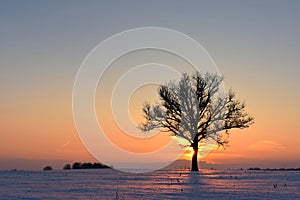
left=0, top=169, right=300, bottom=199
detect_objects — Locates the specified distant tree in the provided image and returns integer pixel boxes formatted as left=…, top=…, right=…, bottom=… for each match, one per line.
left=82, top=162, right=94, bottom=169
left=70, top=162, right=111, bottom=170
left=43, top=166, right=53, bottom=171
left=139, top=72, right=254, bottom=171
left=93, top=162, right=111, bottom=169
left=72, top=162, right=82, bottom=169
left=93, top=163, right=103, bottom=169
left=63, top=164, right=71, bottom=170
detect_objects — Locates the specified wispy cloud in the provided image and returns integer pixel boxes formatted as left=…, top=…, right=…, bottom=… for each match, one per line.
left=62, top=139, right=70, bottom=148
left=247, top=140, right=285, bottom=152
left=208, top=152, right=244, bottom=159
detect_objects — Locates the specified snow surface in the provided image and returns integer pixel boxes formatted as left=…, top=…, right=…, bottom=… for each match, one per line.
left=0, top=169, right=299, bottom=199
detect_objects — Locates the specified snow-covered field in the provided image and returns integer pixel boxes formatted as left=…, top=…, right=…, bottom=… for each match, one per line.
left=0, top=169, right=299, bottom=199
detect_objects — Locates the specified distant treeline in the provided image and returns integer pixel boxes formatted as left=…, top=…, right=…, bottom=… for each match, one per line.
left=248, top=167, right=300, bottom=171
left=63, top=162, right=111, bottom=170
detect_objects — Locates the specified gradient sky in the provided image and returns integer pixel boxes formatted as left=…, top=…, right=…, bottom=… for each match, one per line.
left=0, top=0, right=299, bottom=170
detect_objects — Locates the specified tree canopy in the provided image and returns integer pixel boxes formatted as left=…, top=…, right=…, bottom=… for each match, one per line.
left=139, top=72, right=254, bottom=171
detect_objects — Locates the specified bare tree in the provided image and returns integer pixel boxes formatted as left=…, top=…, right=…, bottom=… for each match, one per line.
left=139, top=72, right=254, bottom=171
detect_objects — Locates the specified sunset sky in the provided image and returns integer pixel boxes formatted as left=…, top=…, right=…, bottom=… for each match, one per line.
left=0, top=1, right=299, bottom=170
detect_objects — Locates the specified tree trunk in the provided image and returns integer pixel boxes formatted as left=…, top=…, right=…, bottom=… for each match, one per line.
left=191, top=142, right=199, bottom=171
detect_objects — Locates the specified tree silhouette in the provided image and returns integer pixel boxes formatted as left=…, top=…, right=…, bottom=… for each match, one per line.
left=70, top=162, right=111, bottom=169
left=72, top=162, right=82, bottom=169
left=43, top=165, right=53, bottom=171
left=63, top=164, right=71, bottom=170
left=139, top=72, right=254, bottom=171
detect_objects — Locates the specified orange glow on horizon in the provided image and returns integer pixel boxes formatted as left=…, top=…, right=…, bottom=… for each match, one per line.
left=1, top=51, right=299, bottom=169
